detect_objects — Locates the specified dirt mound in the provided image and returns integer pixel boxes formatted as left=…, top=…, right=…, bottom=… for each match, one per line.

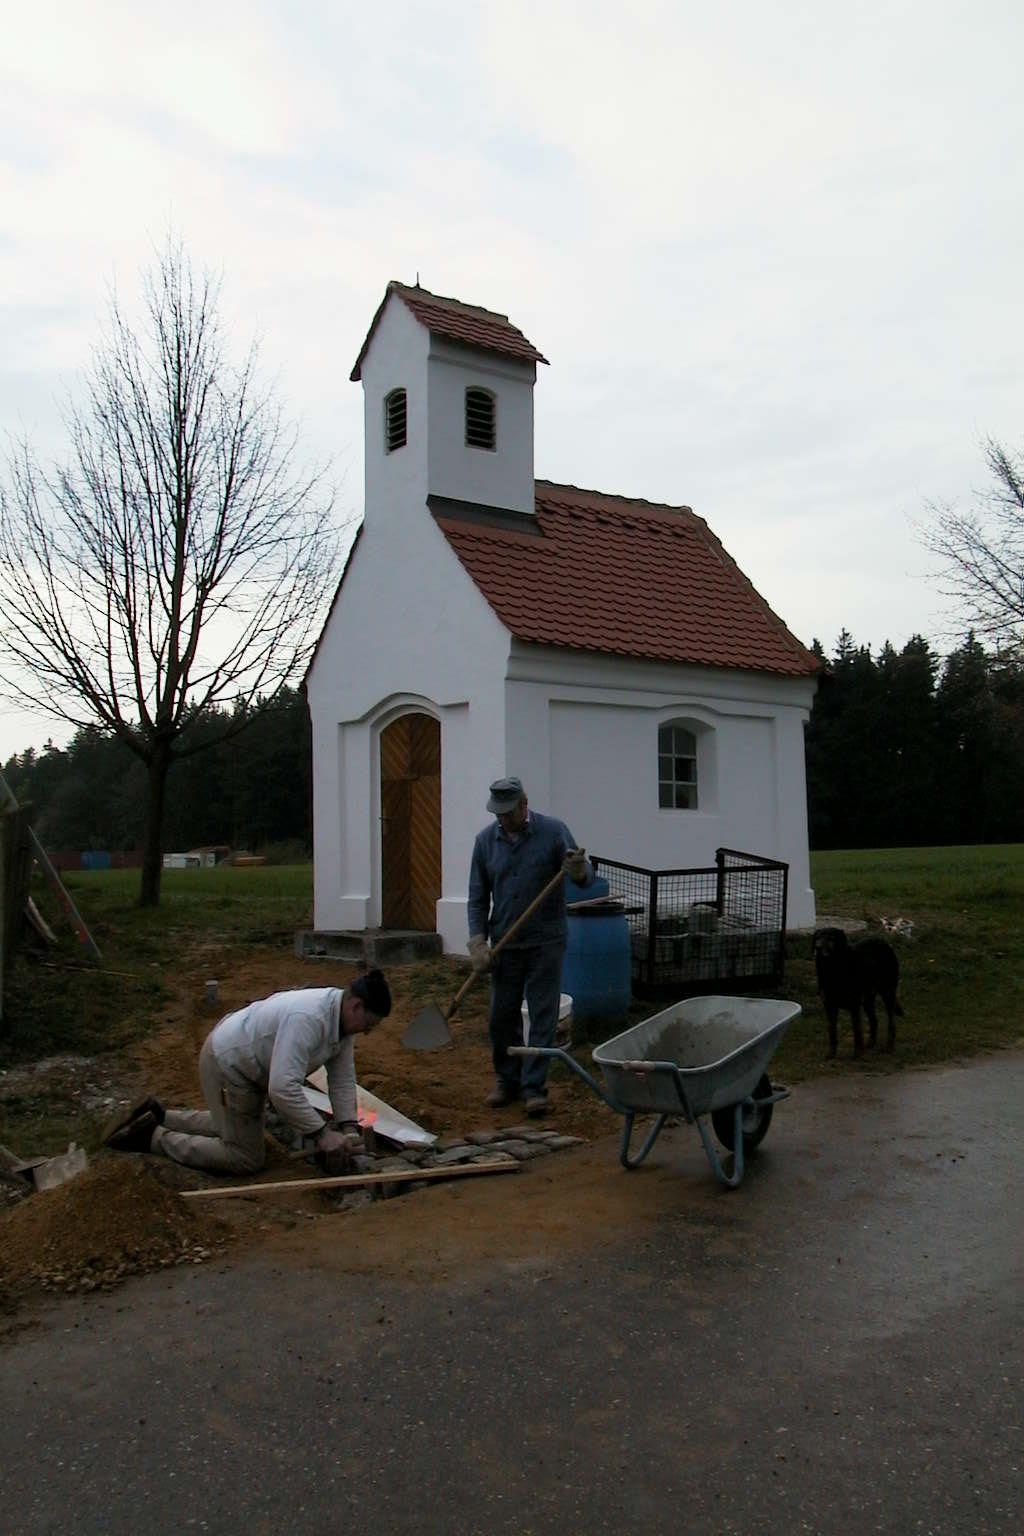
left=0, top=1157, right=232, bottom=1305
left=0, top=946, right=627, bottom=1313
left=130, top=946, right=621, bottom=1143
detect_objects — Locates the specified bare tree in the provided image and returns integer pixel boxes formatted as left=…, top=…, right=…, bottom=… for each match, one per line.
left=0, top=239, right=339, bottom=905
left=919, top=437, right=1024, bottom=651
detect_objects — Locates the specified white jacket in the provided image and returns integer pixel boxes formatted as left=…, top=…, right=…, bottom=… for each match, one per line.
left=210, top=987, right=356, bottom=1136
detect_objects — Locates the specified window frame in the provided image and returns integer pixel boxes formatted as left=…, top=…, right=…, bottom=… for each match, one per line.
left=384, top=387, right=407, bottom=454
left=658, top=720, right=699, bottom=810
left=465, top=386, right=497, bottom=452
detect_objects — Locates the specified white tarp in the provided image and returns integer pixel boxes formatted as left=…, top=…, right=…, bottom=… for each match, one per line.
left=304, top=1068, right=436, bottom=1147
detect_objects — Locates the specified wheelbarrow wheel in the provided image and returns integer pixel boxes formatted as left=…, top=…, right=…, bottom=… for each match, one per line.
left=712, top=1073, right=774, bottom=1153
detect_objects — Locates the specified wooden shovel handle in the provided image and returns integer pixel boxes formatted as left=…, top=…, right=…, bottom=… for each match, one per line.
left=448, top=863, right=568, bottom=1020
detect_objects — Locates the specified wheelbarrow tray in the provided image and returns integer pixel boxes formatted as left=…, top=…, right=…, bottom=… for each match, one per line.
left=592, top=994, right=799, bottom=1121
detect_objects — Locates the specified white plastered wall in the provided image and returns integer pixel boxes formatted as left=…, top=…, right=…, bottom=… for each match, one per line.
left=506, top=644, right=817, bottom=929
left=307, top=293, right=518, bottom=952
left=427, top=340, right=537, bottom=514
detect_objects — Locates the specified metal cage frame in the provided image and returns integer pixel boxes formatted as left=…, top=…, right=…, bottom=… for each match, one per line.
left=590, top=847, right=789, bottom=996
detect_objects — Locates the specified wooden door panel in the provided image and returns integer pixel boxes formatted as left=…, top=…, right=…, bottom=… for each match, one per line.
left=409, top=774, right=441, bottom=930
left=381, top=778, right=411, bottom=928
left=380, top=713, right=441, bottom=932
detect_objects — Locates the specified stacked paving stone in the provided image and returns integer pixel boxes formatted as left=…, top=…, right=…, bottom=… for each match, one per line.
left=393, top=1127, right=584, bottom=1167
left=322, top=1127, right=584, bottom=1209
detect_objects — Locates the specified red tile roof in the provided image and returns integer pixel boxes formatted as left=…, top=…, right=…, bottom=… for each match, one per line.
left=351, top=282, right=549, bottom=380
left=432, top=482, right=820, bottom=677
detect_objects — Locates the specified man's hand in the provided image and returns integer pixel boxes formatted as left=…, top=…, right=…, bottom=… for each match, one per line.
left=563, top=847, right=590, bottom=885
left=315, top=1126, right=351, bottom=1154
left=339, top=1120, right=365, bottom=1152
left=468, top=934, right=492, bottom=974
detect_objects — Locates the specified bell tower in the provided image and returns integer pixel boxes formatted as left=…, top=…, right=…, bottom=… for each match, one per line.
left=351, top=281, right=548, bottom=523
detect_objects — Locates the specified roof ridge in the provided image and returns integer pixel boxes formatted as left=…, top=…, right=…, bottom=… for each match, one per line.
left=536, top=478, right=697, bottom=518
left=388, top=280, right=512, bottom=324
left=352, top=281, right=547, bottom=379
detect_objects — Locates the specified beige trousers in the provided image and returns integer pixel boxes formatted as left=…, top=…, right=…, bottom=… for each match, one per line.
left=151, top=1036, right=267, bottom=1174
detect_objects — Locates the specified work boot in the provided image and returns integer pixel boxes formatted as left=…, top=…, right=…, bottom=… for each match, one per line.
left=485, top=1080, right=519, bottom=1109
left=102, top=1096, right=166, bottom=1146
left=523, top=1092, right=548, bottom=1119
left=105, top=1111, right=158, bottom=1154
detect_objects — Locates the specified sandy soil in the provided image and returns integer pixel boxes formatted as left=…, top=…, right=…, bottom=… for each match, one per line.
left=1, top=943, right=634, bottom=1308
left=127, top=943, right=620, bottom=1143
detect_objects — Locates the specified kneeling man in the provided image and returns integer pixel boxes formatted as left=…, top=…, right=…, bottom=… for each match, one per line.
left=104, top=970, right=392, bottom=1173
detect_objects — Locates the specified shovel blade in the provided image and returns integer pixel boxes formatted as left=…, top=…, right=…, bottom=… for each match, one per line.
left=402, top=1003, right=453, bottom=1052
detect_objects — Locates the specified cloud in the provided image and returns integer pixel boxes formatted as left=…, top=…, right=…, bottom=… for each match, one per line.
left=1, top=0, right=1022, bottom=756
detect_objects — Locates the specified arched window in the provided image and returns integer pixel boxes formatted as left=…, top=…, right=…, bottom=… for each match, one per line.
left=658, top=721, right=698, bottom=809
left=465, top=387, right=496, bottom=451
left=384, top=388, right=407, bottom=453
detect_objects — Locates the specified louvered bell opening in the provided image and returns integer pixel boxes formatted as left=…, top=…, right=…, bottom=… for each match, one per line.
left=465, top=388, right=496, bottom=451
left=385, top=389, right=407, bottom=453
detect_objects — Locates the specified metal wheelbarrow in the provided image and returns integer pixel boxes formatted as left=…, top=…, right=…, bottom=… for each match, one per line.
left=510, top=994, right=799, bottom=1189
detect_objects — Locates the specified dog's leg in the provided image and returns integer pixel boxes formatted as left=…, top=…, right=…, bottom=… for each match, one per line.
left=825, top=1003, right=838, bottom=1059
left=851, top=1003, right=864, bottom=1058
left=864, top=993, right=879, bottom=1049
left=883, top=993, right=897, bottom=1052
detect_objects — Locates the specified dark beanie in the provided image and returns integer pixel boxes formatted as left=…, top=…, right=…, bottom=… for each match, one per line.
left=350, top=967, right=392, bottom=1019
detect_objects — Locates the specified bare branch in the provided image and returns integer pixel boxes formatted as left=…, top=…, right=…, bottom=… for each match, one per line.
left=0, top=234, right=343, bottom=902
left=917, top=437, right=1024, bottom=649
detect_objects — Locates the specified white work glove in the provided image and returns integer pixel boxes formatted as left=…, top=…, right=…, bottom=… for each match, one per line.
left=562, top=847, right=590, bottom=885
left=468, top=934, right=492, bottom=974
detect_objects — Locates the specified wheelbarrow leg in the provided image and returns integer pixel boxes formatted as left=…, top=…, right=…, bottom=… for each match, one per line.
left=619, top=1111, right=670, bottom=1169
left=695, top=1103, right=747, bottom=1189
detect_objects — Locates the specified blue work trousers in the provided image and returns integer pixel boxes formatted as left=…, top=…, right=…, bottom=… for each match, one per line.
left=490, top=942, right=564, bottom=1098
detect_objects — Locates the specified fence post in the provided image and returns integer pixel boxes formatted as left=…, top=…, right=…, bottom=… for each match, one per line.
left=646, top=871, right=659, bottom=987
left=0, top=769, right=102, bottom=965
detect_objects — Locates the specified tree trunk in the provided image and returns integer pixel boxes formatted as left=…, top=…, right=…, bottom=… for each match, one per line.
left=139, top=741, right=173, bottom=907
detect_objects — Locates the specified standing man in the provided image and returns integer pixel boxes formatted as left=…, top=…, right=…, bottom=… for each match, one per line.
left=103, top=969, right=392, bottom=1173
left=468, top=777, right=591, bottom=1117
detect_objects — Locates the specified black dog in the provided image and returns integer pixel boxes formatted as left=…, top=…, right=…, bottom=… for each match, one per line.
left=812, top=927, right=904, bottom=1059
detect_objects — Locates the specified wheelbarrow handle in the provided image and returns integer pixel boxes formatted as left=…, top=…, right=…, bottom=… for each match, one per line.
left=509, top=1045, right=621, bottom=1109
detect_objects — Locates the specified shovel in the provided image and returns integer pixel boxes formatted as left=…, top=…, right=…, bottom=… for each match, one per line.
left=402, top=863, right=572, bottom=1050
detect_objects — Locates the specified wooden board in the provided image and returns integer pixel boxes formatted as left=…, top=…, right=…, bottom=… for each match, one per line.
left=180, top=1158, right=518, bottom=1201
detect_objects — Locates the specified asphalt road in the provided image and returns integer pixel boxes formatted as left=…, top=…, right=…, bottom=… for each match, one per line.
left=1, top=1051, right=1021, bottom=1535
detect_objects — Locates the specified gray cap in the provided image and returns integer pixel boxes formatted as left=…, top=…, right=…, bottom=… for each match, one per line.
left=487, top=775, right=526, bottom=814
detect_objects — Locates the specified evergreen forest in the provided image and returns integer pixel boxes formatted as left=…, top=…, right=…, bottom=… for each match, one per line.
left=4, top=633, right=1024, bottom=859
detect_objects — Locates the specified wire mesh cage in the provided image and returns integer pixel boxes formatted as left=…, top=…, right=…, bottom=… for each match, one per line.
left=591, top=848, right=789, bottom=996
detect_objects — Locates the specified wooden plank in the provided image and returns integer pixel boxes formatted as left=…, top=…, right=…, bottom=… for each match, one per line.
left=180, top=1158, right=519, bottom=1201
left=0, top=768, right=101, bottom=963
left=25, top=896, right=58, bottom=945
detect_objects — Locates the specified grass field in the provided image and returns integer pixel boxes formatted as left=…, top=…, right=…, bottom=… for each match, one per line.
left=780, top=843, right=1024, bottom=1078
left=2, top=846, right=1022, bottom=1089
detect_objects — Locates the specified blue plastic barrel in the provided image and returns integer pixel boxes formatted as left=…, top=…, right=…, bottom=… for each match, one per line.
left=562, top=876, right=632, bottom=1036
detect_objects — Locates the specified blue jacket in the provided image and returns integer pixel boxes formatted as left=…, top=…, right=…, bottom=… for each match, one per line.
left=468, top=811, right=589, bottom=949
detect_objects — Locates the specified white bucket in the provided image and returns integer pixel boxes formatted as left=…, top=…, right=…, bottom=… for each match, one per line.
left=521, top=992, right=574, bottom=1045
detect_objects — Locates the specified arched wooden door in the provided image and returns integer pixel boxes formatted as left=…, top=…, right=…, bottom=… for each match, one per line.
left=380, top=713, right=441, bottom=930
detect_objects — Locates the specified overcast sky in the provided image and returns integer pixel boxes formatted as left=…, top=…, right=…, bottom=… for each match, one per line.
left=2, top=0, right=1021, bottom=763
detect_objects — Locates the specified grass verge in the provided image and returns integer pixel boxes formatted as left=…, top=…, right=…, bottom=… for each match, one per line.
left=2, top=846, right=1022, bottom=1098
